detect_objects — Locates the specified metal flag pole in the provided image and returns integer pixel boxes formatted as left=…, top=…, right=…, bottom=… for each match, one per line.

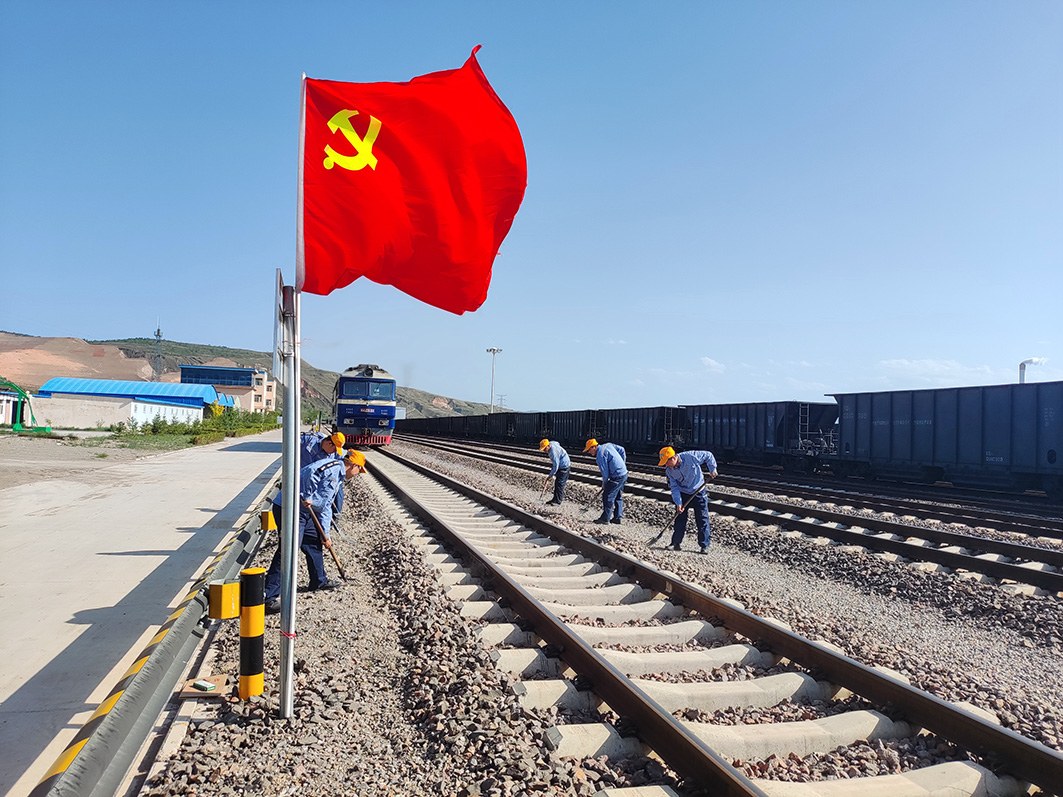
left=277, top=278, right=302, bottom=718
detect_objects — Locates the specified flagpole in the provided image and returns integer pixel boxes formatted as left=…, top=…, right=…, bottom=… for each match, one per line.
left=277, top=73, right=310, bottom=719
left=278, top=285, right=301, bottom=719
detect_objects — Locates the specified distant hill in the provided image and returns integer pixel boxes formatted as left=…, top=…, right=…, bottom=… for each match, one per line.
left=0, top=331, right=493, bottom=419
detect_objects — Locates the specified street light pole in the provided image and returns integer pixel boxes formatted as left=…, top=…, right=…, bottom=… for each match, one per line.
left=486, top=347, right=502, bottom=413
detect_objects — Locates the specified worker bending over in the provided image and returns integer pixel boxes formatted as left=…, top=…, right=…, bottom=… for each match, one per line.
left=583, top=438, right=627, bottom=524
left=263, top=449, right=365, bottom=613
left=658, top=445, right=717, bottom=553
left=538, top=438, right=571, bottom=505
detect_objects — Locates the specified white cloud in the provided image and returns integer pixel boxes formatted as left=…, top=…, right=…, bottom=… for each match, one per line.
left=700, top=357, right=725, bottom=373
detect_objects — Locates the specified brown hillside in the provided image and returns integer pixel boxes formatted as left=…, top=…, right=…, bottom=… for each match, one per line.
left=0, top=331, right=152, bottom=390
left=0, top=331, right=494, bottom=419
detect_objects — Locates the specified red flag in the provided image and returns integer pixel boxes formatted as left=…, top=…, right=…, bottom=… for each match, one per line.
left=297, top=46, right=527, bottom=314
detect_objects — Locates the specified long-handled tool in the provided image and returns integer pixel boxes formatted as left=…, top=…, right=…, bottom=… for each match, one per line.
left=537, top=475, right=552, bottom=506
left=307, top=505, right=347, bottom=580
left=648, top=484, right=708, bottom=547
left=580, top=487, right=604, bottom=518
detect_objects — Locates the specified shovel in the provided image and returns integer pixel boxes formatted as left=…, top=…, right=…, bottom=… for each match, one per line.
left=580, top=487, right=604, bottom=518
left=537, top=475, right=552, bottom=506
left=307, top=505, right=347, bottom=580
left=648, top=485, right=707, bottom=547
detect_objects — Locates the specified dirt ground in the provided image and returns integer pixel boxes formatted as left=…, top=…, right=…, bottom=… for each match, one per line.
left=0, top=434, right=148, bottom=489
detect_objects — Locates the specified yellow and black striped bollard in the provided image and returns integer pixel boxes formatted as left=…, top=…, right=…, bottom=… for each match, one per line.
left=239, top=566, right=265, bottom=699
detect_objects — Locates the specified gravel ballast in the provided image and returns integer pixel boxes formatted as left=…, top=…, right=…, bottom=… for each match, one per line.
left=142, top=474, right=679, bottom=796
left=141, top=441, right=1062, bottom=795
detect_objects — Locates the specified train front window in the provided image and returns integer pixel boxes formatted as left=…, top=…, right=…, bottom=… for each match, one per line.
left=341, top=380, right=395, bottom=400
left=368, top=381, right=396, bottom=400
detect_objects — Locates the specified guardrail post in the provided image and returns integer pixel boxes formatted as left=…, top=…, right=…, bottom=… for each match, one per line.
left=239, top=567, right=265, bottom=699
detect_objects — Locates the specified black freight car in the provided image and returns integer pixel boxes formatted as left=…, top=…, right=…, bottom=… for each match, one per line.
left=681, top=401, right=838, bottom=471
left=548, top=409, right=600, bottom=448
left=600, top=406, right=681, bottom=456
left=829, top=381, right=1063, bottom=495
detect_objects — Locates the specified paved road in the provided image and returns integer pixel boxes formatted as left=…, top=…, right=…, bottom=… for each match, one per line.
left=0, top=431, right=281, bottom=796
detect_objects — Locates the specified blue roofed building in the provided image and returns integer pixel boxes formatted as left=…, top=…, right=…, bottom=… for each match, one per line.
left=35, top=377, right=233, bottom=427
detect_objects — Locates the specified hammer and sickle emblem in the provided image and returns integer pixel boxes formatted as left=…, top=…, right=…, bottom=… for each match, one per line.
left=323, top=109, right=381, bottom=171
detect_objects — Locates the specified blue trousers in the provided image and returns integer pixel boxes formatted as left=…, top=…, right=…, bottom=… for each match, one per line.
left=553, top=468, right=569, bottom=502
left=601, top=475, right=627, bottom=521
left=264, top=503, right=328, bottom=601
left=671, top=488, right=710, bottom=548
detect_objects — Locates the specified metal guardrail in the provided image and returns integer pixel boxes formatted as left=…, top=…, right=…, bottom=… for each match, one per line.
left=31, top=496, right=274, bottom=797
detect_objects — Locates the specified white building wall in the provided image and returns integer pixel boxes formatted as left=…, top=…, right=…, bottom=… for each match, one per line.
left=29, top=395, right=202, bottom=429
left=1, top=395, right=15, bottom=425
left=31, top=395, right=133, bottom=429
left=129, top=401, right=202, bottom=425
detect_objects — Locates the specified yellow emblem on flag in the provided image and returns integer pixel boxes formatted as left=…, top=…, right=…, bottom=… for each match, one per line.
left=323, top=109, right=380, bottom=171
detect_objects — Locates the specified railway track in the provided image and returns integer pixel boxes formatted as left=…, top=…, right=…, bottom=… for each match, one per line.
left=719, top=462, right=1063, bottom=518
left=403, top=435, right=1063, bottom=536
left=399, top=434, right=1063, bottom=521
left=367, top=447, right=1063, bottom=795
left=399, top=436, right=1063, bottom=595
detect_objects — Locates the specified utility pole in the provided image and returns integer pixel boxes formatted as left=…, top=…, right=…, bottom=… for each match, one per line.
left=153, top=322, right=163, bottom=380
left=496, top=393, right=507, bottom=410
left=486, top=347, right=502, bottom=413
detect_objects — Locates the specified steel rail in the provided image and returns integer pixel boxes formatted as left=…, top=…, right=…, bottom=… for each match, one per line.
left=400, top=437, right=1063, bottom=590
left=377, top=448, right=1063, bottom=794
left=401, top=433, right=1063, bottom=527
left=370, top=451, right=768, bottom=796
left=692, top=477, right=1063, bottom=537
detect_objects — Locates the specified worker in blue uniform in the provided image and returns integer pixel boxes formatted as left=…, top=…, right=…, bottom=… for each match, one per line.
left=300, top=429, right=344, bottom=468
left=538, top=438, right=571, bottom=505
left=263, top=449, right=366, bottom=613
left=583, top=438, right=627, bottom=524
left=658, top=445, right=718, bottom=553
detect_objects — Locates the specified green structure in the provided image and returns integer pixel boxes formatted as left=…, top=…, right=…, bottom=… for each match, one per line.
left=0, top=376, right=52, bottom=433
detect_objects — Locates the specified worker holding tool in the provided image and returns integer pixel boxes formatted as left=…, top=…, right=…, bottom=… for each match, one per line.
left=538, top=438, right=571, bottom=505
left=583, top=438, right=627, bottom=524
left=263, top=449, right=366, bottom=613
left=300, top=429, right=345, bottom=468
left=658, top=446, right=718, bottom=553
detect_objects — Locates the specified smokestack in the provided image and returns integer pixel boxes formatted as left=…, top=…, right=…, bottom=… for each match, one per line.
left=1019, top=357, right=1046, bottom=384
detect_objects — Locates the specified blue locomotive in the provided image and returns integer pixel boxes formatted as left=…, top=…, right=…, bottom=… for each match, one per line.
left=332, top=364, right=397, bottom=446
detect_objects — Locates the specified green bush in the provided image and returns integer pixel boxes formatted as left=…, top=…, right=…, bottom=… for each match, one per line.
left=111, top=409, right=278, bottom=440
left=192, top=431, right=226, bottom=445
left=228, top=426, right=270, bottom=438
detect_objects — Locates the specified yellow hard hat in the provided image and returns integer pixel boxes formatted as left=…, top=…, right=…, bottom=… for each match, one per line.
left=582, top=438, right=598, bottom=453
left=658, top=446, right=676, bottom=466
left=538, top=438, right=550, bottom=451
left=329, top=432, right=346, bottom=449
left=345, top=449, right=366, bottom=468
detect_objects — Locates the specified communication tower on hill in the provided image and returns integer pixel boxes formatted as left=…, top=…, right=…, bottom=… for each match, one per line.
left=153, top=322, right=163, bottom=380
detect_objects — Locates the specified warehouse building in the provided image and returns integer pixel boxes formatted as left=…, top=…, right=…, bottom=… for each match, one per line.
left=179, top=365, right=276, bottom=413
left=35, top=378, right=235, bottom=428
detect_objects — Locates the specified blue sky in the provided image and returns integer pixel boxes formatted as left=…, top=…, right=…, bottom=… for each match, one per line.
left=2, top=1, right=1060, bottom=411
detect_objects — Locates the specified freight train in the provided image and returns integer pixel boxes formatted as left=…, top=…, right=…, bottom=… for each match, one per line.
left=396, top=380, right=1063, bottom=498
left=332, top=364, right=397, bottom=445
